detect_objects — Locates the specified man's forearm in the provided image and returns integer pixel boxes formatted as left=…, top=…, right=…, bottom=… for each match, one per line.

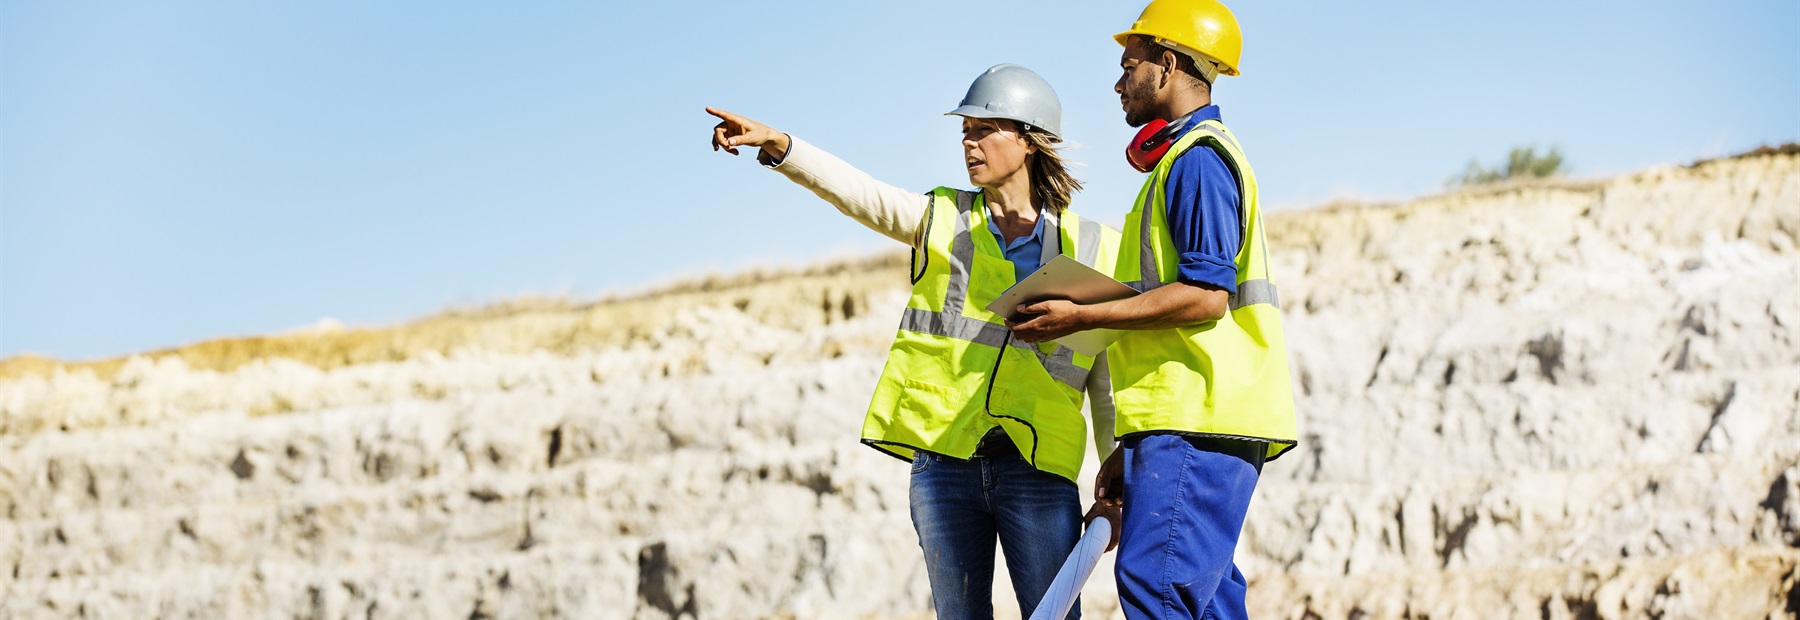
left=1080, top=281, right=1228, bottom=331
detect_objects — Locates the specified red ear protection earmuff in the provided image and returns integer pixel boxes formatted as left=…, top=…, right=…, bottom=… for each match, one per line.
left=1127, top=118, right=1173, bottom=173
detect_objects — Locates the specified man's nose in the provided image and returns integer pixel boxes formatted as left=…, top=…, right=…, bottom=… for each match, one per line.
left=1114, top=75, right=1126, bottom=95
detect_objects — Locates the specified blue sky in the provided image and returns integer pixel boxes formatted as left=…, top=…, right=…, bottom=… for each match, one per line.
left=3, top=1, right=1796, bottom=361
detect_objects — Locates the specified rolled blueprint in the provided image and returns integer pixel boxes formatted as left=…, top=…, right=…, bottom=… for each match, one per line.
left=1027, top=516, right=1111, bottom=620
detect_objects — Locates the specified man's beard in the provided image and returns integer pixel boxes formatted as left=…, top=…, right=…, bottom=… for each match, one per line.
left=1122, top=78, right=1157, bottom=128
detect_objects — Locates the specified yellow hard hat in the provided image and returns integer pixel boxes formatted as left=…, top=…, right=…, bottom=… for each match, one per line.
left=1113, top=0, right=1243, bottom=77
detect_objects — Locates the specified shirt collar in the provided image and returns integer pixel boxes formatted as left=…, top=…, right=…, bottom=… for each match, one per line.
left=985, top=209, right=1046, bottom=251
left=1171, top=104, right=1223, bottom=136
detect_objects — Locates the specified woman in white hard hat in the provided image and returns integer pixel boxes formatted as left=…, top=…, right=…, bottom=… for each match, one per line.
left=708, top=64, right=1116, bottom=619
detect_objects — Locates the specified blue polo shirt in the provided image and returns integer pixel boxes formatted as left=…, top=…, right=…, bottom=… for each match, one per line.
left=986, top=212, right=1045, bottom=283
left=1163, top=105, right=1242, bottom=293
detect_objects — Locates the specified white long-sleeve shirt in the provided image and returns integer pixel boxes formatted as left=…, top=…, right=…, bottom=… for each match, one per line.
left=760, top=136, right=1118, bottom=462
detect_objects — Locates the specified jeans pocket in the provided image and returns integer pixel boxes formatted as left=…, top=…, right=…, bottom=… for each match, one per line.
left=910, top=451, right=931, bottom=474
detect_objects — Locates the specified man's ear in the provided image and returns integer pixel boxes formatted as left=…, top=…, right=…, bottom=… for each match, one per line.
left=1158, top=48, right=1182, bottom=88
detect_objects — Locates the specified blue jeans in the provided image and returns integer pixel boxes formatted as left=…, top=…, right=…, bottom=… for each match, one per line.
left=909, top=438, right=1083, bottom=620
left=1116, top=434, right=1265, bottom=620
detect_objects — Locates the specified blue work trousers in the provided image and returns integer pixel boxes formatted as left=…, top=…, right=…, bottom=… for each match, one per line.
left=1116, top=433, right=1265, bottom=620
left=909, top=439, right=1082, bottom=620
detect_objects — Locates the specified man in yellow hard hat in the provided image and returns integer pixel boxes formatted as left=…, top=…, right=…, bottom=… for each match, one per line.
left=1008, top=1, right=1298, bottom=618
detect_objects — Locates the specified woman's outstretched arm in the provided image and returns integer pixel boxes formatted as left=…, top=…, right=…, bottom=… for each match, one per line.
left=709, top=107, right=928, bottom=246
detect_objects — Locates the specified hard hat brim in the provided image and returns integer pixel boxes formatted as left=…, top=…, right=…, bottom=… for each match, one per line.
left=944, top=106, right=1062, bottom=141
left=945, top=105, right=1005, bottom=120
left=1111, top=29, right=1241, bottom=76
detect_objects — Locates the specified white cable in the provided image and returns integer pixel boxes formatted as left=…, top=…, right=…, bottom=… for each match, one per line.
left=1027, top=516, right=1111, bottom=620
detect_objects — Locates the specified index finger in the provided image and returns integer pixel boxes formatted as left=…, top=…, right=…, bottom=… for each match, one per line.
left=704, top=106, right=746, bottom=124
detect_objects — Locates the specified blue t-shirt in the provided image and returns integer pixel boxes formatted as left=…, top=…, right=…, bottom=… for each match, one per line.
left=1163, top=105, right=1242, bottom=293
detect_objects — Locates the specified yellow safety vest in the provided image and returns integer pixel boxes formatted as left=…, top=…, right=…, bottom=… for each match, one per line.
left=863, top=187, right=1122, bottom=482
left=1110, top=119, right=1298, bottom=460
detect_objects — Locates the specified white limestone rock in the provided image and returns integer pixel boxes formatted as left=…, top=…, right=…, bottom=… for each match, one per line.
left=1, top=154, right=1796, bottom=618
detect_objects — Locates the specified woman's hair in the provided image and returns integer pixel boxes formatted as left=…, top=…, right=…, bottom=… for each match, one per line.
left=1022, top=128, right=1083, bottom=214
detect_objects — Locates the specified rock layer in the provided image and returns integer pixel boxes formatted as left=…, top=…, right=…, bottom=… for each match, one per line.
left=2, top=153, right=1796, bottom=618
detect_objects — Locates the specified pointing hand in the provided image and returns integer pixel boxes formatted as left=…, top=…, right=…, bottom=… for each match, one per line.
left=706, top=107, right=791, bottom=160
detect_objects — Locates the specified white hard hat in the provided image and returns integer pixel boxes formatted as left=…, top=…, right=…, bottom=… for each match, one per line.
left=945, top=64, right=1063, bottom=141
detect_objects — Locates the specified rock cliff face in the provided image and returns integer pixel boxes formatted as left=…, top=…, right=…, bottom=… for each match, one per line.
left=1252, top=155, right=1800, bottom=619
left=2, top=153, right=1796, bottom=619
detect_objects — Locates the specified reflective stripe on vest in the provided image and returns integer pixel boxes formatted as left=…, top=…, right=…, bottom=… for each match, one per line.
left=1121, top=123, right=1280, bottom=312
left=1077, top=218, right=1101, bottom=267
left=894, top=190, right=1090, bottom=391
